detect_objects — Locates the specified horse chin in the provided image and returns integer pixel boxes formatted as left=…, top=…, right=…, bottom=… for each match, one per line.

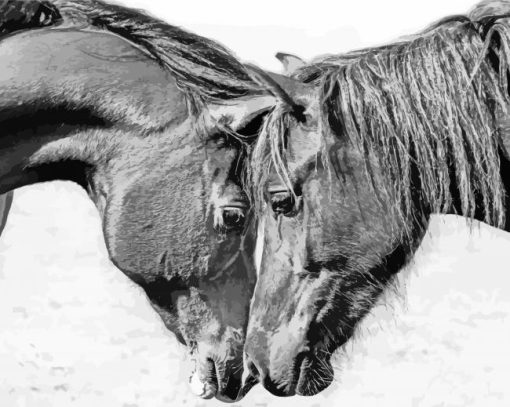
left=189, top=370, right=248, bottom=403
left=186, top=353, right=218, bottom=400
left=189, top=370, right=217, bottom=400
left=215, top=388, right=251, bottom=404
left=187, top=352, right=252, bottom=403
left=295, top=353, right=334, bottom=396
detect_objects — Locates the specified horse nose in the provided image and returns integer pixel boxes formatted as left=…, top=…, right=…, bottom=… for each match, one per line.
left=245, top=355, right=299, bottom=397
left=244, top=347, right=311, bottom=397
left=189, top=354, right=248, bottom=402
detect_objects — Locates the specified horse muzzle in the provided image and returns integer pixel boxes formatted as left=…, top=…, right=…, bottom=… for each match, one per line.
left=187, top=345, right=249, bottom=402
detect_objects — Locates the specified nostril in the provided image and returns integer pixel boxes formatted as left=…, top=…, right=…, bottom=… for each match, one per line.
left=262, top=375, right=295, bottom=397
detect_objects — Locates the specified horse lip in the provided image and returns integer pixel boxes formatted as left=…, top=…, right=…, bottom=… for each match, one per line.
left=215, top=391, right=243, bottom=403
left=189, top=370, right=217, bottom=400
left=188, top=356, right=220, bottom=400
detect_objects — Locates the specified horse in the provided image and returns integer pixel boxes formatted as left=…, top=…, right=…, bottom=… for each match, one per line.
left=242, top=0, right=510, bottom=397
left=0, top=0, right=280, bottom=401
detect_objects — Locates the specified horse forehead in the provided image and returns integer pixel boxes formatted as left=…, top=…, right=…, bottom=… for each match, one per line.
left=203, top=145, right=237, bottom=174
left=109, top=134, right=238, bottom=220
left=287, top=123, right=322, bottom=172
left=153, top=136, right=236, bottom=179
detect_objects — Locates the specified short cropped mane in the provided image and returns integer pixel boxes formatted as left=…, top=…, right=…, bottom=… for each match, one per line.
left=1, top=0, right=262, bottom=111
left=253, top=0, right=510, bottom=230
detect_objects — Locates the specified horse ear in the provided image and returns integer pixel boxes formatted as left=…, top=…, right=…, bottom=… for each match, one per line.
left=275, top=52, right=306, bottom=75
left=208, top=65, right=314, bottom=131
left=243, top=64, right=314, bottom=122
left=207, top=95, right=277, bottom=131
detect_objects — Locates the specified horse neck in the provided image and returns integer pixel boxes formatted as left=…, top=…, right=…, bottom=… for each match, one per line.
left=0, top=27, right=189, bottom=197
left=0, top=29, right=109, bottom=194
left=0, top=116, right=112, bottom=194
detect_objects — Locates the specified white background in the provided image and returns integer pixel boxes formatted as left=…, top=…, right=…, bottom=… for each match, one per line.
left=1, top=1, right=510, bottom=406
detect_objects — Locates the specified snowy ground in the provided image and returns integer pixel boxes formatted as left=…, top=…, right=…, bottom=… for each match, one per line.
left=0, top=183, right=509, bottom=407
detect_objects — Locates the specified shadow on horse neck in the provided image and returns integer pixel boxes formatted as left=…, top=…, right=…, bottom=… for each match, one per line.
left=242, top=1, right=510, bottom=398
left=0, top=0, right=277, bottom=402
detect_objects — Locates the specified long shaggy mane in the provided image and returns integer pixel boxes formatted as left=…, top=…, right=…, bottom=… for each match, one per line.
left=253, top=0, right=510, bottom=229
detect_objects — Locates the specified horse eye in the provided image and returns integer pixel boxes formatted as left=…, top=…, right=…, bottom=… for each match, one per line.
left=220, top=207, right=246, bottom=230
left=270, top=192, right=297, bottom=217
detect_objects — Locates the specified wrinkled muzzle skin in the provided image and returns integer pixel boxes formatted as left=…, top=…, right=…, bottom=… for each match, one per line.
left=245, top=137, right=428, bottom=397
left=96, top=123, right=257, bottom=402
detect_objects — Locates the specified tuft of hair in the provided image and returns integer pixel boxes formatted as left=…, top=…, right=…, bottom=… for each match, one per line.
left=253, top=1, right=510, bottom=230
left=0, top=0, right=62, bottom=38
left=470, top=0, right=510, bottom=20
left=52, top=0, right=261, bottom=110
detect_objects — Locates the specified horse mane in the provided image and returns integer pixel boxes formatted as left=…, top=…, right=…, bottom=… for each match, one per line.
left=0, top=0, right=262, bottom=111
left=253, top=0, right=510, bottom=230
left=0, top=0, right=62, bottom=38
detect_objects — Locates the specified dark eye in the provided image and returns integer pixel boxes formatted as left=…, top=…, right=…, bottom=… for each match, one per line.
left=270, top=191, right=298, bottom=217
left=220, top=207, right=246, bottom=230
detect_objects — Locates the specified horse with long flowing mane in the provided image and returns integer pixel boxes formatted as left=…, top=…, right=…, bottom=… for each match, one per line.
left=242, top=0, right=510, bottom=397
left=0, top=0, right=284, bottom=401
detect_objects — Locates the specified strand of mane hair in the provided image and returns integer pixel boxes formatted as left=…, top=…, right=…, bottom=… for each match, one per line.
left=52, top=0, right=262, bottom=108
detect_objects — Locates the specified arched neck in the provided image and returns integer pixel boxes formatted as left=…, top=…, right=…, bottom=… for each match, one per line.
left=0, top=115, right=110, bottom=194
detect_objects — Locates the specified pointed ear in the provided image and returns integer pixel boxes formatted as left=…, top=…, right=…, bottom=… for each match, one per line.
left=207, top=95, right=277, bottom=132
left=275, top=52, right=306, bottom=75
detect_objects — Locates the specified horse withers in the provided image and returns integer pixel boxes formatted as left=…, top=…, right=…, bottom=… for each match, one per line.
left=0, top=0, right=278, bottom=401
left=243, top=1, right=510, bottom=397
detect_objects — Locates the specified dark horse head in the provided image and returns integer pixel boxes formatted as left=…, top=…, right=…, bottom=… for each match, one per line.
left=0, top=0, right=279, bottom=401
left=244, top=2, right=510, bottom=397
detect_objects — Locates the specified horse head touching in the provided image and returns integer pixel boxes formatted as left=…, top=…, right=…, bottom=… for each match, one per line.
left=244, top=3, right=510, bottom=397
left=0, top=0, right=278, bottom=401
